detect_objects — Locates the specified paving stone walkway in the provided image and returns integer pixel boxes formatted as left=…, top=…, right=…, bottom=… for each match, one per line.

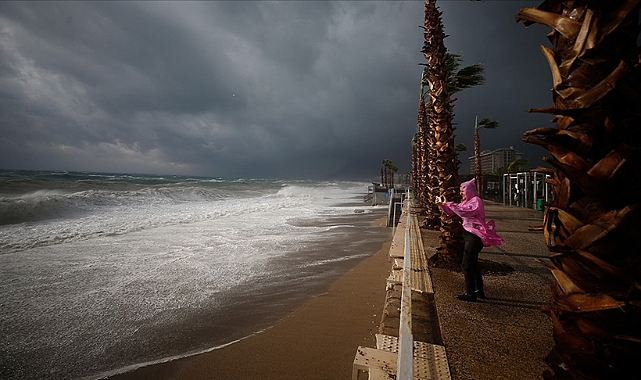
left=425, top=202, right=554, bottom=380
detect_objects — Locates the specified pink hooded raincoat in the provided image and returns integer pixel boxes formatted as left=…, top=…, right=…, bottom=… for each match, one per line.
left=440, top=179, right=503, bottom=247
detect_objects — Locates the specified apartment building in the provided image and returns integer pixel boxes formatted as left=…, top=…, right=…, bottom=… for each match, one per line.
left=468, top=147, right=522, bottom=175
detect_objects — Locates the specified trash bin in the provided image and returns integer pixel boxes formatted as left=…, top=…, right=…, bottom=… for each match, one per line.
left=536, top=198, right=544, bottom=211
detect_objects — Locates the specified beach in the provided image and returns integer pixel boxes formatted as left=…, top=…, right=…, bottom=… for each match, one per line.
left=108, top=217, right=392, bottom=380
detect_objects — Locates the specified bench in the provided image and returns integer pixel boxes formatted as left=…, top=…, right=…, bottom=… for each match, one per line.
left=353, top=335, right=450, bottom=380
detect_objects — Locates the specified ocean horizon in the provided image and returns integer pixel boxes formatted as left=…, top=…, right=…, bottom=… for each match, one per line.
left=0, top=169, right=390, bottom=379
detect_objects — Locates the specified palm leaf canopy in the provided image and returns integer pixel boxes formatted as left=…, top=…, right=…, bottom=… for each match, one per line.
left=455, top=143, right=468, bottom=152
left=446, top=53, right=486, bottom=95
left=478, top=117, right=499, bottom=129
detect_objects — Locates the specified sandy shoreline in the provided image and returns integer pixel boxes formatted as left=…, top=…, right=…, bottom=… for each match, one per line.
left=107, top=216, right=392, bottom=380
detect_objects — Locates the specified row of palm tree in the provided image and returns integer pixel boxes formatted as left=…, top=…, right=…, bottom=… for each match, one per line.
left=412, top=67, right=440, bottom=228
left=413, top=0, right=498, bottom=266
left=417, top=0, right=463, bottom=266
left=380, top=159, right=398, bottom=189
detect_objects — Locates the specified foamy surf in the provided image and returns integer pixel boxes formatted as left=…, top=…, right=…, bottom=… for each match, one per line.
left=0, top=170, right=389, bottom=380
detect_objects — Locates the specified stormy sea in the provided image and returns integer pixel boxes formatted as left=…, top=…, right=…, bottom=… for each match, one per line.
left=0, top=170, right=389, bottom=379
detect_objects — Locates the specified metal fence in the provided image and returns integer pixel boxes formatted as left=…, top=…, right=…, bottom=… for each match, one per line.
left=502, top=171, right=553, bottom=210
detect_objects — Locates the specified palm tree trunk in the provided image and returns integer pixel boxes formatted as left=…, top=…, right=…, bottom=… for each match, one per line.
left=417, top=94, right=441, bottom=228
left=474, top=116, right=482, bottom=191
left=416, top=97, right=427, bottom=210
left=517, top=1, right=641, bottom=378
left=426, top=116, right=442, bottom=230
left=412, top=133, right=420, bottom=204
left=422, top=0, right=463, bottom=265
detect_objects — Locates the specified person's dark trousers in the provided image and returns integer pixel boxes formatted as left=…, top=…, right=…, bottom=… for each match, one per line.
left=462, top=230, right=484, bottom=295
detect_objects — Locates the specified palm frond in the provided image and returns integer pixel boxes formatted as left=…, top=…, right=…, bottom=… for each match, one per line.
left=448, top=63, right=486, bottom=94
left=455, top=143, right=468, bottom=152
left=478, top=117, right=499, bottom=129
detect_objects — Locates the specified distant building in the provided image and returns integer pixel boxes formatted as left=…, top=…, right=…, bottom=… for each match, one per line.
left=468, top=147, right=522, bottom=175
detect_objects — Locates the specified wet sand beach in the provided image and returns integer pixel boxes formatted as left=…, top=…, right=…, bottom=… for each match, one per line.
left=107, top=217, right=392, bottom=380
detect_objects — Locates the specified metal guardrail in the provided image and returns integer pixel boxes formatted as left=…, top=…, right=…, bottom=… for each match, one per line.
left=397, top=189, right=413, bottom=380
left=353, top=187, right=452, bottom=380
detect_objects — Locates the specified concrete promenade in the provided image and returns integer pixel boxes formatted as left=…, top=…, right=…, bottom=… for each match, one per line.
left=361, top=201, right=555, bottom=379
left=423, top=201, right=555, bottom=379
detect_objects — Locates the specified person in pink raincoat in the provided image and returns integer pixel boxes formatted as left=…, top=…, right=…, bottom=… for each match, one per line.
left=439, top=178, right=503, bottom=302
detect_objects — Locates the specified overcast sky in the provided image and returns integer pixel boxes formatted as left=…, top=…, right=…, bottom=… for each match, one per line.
left=0, top=0, right=554, bottom=180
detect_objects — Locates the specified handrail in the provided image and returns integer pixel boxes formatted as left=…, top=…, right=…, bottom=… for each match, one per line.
left=397, top=188, right=413, bottom=380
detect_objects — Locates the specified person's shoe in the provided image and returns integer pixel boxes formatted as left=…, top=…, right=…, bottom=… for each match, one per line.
left=475, top=290, right=486, bottom=299
left=456, top=293, right=477, bottom=302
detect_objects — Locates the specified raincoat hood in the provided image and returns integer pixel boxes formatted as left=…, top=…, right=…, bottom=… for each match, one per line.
left=460, top=178, right=478, bottom=201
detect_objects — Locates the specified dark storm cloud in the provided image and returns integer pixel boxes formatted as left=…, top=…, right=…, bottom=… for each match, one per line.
left=438, top=1, right=553, bottom=172
left=0, top=1, right=552, bottom=179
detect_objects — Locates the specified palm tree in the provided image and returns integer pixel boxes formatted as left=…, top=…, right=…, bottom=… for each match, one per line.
left=412, top=132, right=420, bottom=200
left=412, top=53, right=485, bottom=223
left=381, top=159, right=398, bottom=189
left=413, top=70, right=428, bottom=207
left=390, top=162, right=398, bottom=188
left=412, top=68, right=443, bottom=228
left=419, top=0, right=488, bottom=264
left=387, top=160, right=398, bottom=189
left=517, top=1, right=641, bottom=378
left=380, top=159, right=388, bottom=188
left=473, top=116, right=499, bottom=189
left=414, top=55, right=486, bottom=223
left=421, top=0, right=464, bottom=265
left=506, top=158, right=527, bottom=173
